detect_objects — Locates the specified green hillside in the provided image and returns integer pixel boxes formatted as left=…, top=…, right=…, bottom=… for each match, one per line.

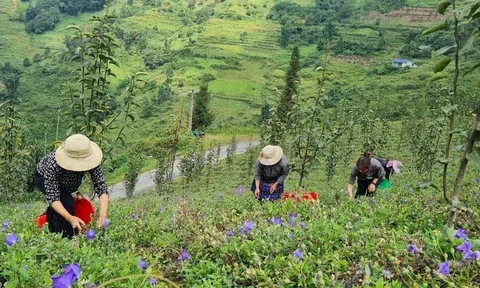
left=0, top=0, right=479, bottom=180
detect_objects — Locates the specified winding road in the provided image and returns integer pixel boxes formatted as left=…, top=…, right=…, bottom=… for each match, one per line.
left=109, top=140, right=260, bottom=199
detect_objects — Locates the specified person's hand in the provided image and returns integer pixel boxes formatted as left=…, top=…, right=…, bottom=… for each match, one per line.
left=68, top=216, right=86, bottom=231
left=368, top=183, right=376, bottom=193
left=97, top=214, right=107, bottom=229
left=270, top=183, right=278, bottom=193
left=254, top=188, right=260, bottom=198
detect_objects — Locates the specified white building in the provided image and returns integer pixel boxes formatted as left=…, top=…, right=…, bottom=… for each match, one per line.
left=392, top=59, right=417, bottom=68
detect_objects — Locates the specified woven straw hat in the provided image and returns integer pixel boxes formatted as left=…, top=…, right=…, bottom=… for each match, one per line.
left=55, top=134, right=103, bottom=172
left=259, top=145, right=283, bottom=166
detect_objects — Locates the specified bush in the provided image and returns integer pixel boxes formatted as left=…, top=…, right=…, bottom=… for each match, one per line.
left=23, top=58, right=32, bottom=67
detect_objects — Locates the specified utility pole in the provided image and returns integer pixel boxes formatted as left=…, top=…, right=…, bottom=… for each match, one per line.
left=188, top=90, right=196, bottom=132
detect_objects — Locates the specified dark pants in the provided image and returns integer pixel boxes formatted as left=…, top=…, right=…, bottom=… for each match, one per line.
left=355, top=178, right=383, bottom=199
left=34, top=171, right=77, bottom=238
left=250, top=180, right=284, bottom=201
left=385, top=168, right=392, bottom=180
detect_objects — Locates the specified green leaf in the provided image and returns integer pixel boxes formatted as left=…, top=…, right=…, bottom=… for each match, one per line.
left=463, top=62, right=480, bottom=76
left=466, top=151, right=480, bottom=162
left=441, top=104, right=458, bottom=114
left=434, top=45, right=457, bottom=56
left=468, top=2, right=480, bottom=19
left=365, top=264, right=371, bottom=277
left=438, top=157, right=453, bottom=164
left=462, top=31, right=477, bottom=53
left=471, top=239, right=480, bottom=250
left=428, top=71, right=449, bottom=85
left=437, top=0, right=452, bottom=15
left=434, top=57, right=452, bottom=73
left=422, top=22, right=449, bottom=36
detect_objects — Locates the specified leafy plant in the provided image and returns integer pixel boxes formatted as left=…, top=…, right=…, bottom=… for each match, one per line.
left=423, top=0, right=480, bottom=223
left=225, top=135, right=237, bottom=168
left=124, top=149, right=145, bottom=198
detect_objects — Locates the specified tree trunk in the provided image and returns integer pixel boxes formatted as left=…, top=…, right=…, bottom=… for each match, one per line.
left=449, top=113, right=480, bottom=225
left=188, top=92, right=195, bottom=132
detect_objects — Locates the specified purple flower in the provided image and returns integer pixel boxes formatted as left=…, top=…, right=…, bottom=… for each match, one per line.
left=138, top=258, right=147, bottom=270
left=407, top=244, right=421, bottom=254
left=454, top=229, right=468, bottom=240
left=132, top=214, right=138, bottom=219
left=4, top=233, right=18, bottom=247
left=103, top=219, right=110, bottom=229
left=226, top=230, right=234, bottom=237
left=462, top=250, right=480, bottom=261
left=288, top=233, right=293, bottom=239
left=371, top=197, right=376, bottom=204
left=159, top=207, right=164, bottom=212
left=85, top=230, right=96, bottom=241
left=149, top=276, right=157, bottom=286
left=437, top=261, right=450, bottom=276
left=51, top=263, right=81, bottom=288
left=2, top=220, right=8, bottom=232
left=457, top=240, right=472, bottom=254
left=289, top=213, right=297, bottom=220
left=293, top=249, right=303, bottom=260
left=179, top=248, right=190, bottom=262
left=235, top=186, right=244, bottom=194
left=241, top=221, right=254, bottom=234
left=271, top=217, right=282, bottom=225
left=299, top=222, right=306, bottom=229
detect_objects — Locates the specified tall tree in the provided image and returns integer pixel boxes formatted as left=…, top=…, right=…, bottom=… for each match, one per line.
left=0, top=63, right=21, bottom=99
left=192, top=82, right=213, bottom=130
left=0, top=63, right=30, bottom=201
left=277, top=46, right=300, bottom=125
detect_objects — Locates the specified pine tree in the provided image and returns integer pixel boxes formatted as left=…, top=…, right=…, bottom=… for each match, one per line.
left=192, top=81, right=213, bottom=130
left=277, top=46, right=300, bottom=125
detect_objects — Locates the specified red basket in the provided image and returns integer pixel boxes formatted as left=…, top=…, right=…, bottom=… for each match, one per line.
left=36, top=196, right=95, bottom=229
left=283, top=192, right=318, bottom=204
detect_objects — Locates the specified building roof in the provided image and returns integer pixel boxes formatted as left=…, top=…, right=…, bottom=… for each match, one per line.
left=393, top=59, right=411, bottom=64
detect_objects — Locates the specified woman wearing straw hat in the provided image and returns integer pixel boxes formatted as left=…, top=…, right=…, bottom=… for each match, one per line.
left=251, top=145, right=289, bottom=201
left=34, top=134, right=109, bottom=238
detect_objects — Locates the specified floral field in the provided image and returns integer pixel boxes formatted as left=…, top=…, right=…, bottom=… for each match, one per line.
left=1, top=160, right=480, bottom=287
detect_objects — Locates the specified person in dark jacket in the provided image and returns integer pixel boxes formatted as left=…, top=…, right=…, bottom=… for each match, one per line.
left=34, top=134, right=109, bottom=238
left=347, top=152, right=385, bottom=200
left=251, top=145, right=289, bottom=201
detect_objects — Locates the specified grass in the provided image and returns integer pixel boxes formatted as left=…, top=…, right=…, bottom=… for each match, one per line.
left=1, top=131, right=480, bottom=286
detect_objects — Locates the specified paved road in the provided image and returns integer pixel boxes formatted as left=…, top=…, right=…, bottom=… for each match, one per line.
left=109, top=140, right=260, bottom=199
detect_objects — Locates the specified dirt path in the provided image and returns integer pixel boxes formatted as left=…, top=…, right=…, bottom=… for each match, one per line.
left=108, top=140, right=260, bottom=200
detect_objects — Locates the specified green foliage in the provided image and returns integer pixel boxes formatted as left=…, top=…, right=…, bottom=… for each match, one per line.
left=363, top=0, right=408, bottom=13
left=0, top=63, right=31, bottom=201
left=277, top=46, right=300, bottom=125
left=194, top=5, right=215, bottom=24
left=63, top=15, right=121, bottom=145
left=25, top=0, right=61, bottom=34
left=179, top=139, right=205, bottom=188
left=259, top=101, right=270, bottom=124
left=192, top=82, right=213, bottom=130
left=399, top=41, right=431, bottom=59
left=225, top=135, right=237, bottom=167
left=23, top=58, right=32, bottom=68
left=124, top=149, right=145, bottom=198
left=59, top=0, right=105, bottom=16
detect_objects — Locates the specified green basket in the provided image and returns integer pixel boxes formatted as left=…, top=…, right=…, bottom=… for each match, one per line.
left=377, top=179, right=392, bottom=190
